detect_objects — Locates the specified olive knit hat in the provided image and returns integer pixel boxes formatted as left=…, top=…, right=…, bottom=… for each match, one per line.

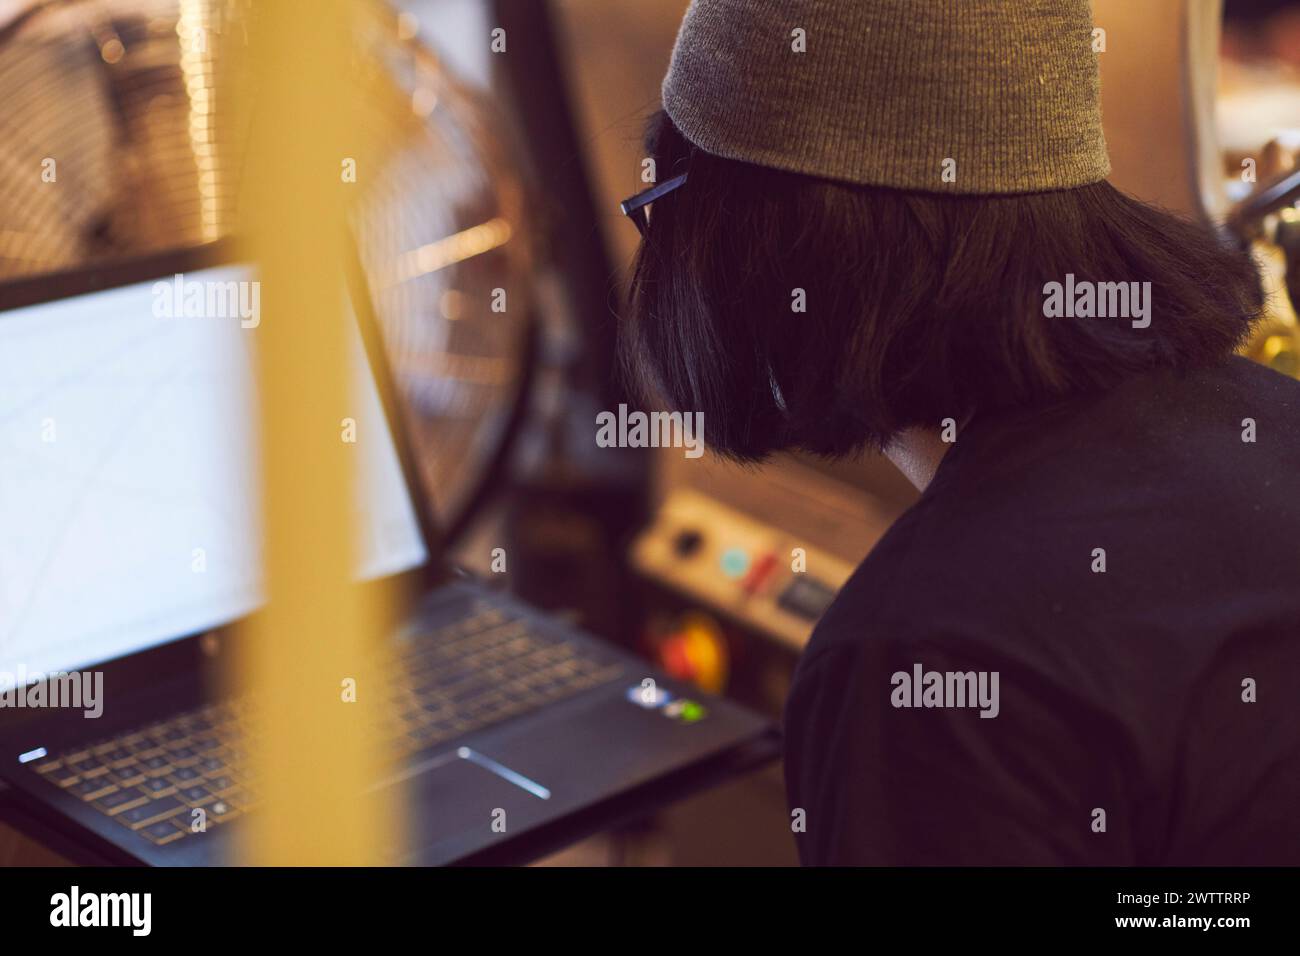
left=661, top=0, right=1111, bottom=194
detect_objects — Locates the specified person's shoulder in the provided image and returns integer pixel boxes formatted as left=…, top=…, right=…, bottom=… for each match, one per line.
left=797, top=497, right=991, bottom=668
left=1215, top=354, right=1300, bottom=397
left=1156, top=357, right=1300, bottom=496
left=1168, top=356, right=1300, bottom=428
left=799, top=358, right=1300, bottom=668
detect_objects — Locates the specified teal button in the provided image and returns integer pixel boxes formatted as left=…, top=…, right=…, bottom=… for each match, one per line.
left=720, top=547, right=749, bottom=579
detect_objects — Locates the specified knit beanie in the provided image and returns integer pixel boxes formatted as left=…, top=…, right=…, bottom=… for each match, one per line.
left=661, top=0, right=1111, bottom=194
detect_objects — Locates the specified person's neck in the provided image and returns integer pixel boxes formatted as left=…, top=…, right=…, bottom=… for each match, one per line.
left=884, top=426, right=953, bottom=492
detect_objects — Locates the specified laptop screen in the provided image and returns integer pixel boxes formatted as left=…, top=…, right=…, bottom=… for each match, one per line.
left=0, top=264, right=428, bottom=685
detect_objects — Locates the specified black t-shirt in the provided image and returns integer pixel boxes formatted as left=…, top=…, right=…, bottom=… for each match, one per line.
left=784, top=357, right=1300, bottom=865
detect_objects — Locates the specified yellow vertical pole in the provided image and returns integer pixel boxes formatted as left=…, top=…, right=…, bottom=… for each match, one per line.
left=234, top=0, right=394, bottom=865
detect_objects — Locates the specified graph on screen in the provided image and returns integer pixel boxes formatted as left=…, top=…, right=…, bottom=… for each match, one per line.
left=0, top=266, right=425, bottom=683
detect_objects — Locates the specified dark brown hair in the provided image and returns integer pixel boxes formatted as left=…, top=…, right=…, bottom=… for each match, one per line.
left=620, top=111, right=1264, bottom=461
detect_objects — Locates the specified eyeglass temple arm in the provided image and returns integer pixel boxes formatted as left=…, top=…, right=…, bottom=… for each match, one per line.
left=619, top=172, right=689, bottom=216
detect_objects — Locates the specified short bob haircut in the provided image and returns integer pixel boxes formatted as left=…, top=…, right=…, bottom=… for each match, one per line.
left=620, top=111, right=1265, bottom=462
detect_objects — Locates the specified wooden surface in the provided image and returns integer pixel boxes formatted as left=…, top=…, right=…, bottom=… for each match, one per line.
left=0, top=819, right=69, bottom=866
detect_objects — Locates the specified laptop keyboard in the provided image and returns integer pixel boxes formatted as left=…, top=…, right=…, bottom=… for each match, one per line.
left=25, top=599, right=623, bottom=848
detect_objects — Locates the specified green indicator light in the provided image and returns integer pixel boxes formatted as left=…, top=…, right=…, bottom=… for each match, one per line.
left=679, top=701, right=707, bottom=723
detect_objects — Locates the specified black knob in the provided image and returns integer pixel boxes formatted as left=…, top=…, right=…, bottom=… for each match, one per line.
left=671, top=528, right=704, bottom=557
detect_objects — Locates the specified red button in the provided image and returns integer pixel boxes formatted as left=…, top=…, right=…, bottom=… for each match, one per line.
left=741, top=552, right=778, bottom=595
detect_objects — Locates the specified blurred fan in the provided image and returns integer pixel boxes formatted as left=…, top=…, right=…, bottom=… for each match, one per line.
left=0, top=0, right=533, bottom=541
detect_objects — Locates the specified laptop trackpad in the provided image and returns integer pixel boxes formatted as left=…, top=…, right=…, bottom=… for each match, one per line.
left=384, top=748, right=550, bottom=864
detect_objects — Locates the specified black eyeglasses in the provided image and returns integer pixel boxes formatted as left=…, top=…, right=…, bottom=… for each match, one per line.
left=619, top=172, right=688, bottom=237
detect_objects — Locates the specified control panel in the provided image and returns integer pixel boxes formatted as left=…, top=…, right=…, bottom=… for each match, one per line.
left=630, top=487, right=860, bottom=651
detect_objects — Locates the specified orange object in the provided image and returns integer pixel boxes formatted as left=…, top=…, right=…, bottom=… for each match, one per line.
left=658, top=612, right=728, bottom=694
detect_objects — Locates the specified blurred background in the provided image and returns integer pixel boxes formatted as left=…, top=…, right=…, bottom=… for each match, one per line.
left=1, top=0, right=1297, bottom=865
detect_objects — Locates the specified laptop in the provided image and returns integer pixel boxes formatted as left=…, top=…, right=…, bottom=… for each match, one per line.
left=0, top=245, right=779, bottom=866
